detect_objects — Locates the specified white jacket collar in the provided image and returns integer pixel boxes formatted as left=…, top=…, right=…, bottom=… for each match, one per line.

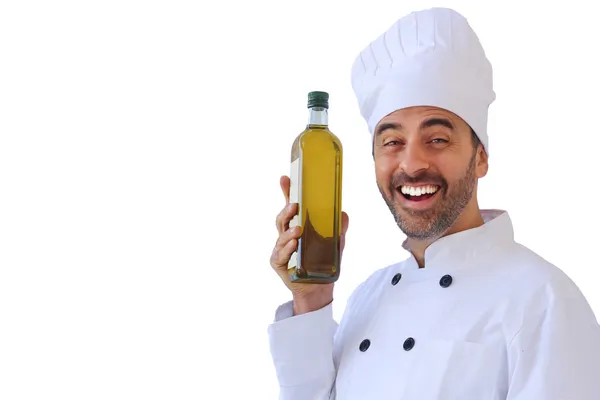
left=401, top=209, right=515, bottom=270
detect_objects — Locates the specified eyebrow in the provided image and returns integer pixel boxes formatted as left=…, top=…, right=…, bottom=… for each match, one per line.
left=374, top=117, right=455, bottom=137
left=374, top=122, right=401, bottom=137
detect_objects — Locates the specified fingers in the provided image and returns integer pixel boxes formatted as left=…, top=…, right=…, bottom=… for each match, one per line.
left=270, top=226, right=301, bottom=270
left=280, top=175, right=291, bottom=204
left=270, top=239, right=296, bottom=272
left=276, top=175, right=297, bottom=235
left=274, top=178, right=351, bottom=269
left=276, top=202, right=298, bottom=235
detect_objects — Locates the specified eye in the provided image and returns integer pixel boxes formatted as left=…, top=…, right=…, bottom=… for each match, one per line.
left=430, top=138, right=449, bottom=144
left=383, top=140, right=401, bottom=146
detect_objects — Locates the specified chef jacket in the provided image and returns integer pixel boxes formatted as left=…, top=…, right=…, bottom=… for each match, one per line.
left=267, top=210, right=600, bottom=399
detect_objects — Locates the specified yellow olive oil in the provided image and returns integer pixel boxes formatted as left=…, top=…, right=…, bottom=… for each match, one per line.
left=287, top=91, right=343, bottom=283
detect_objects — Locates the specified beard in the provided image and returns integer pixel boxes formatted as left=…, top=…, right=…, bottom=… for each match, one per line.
left=378, top=151, right=477, bottom=241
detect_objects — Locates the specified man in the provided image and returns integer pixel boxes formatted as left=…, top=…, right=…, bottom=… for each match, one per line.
left=267, top=7, right=600, bottom=400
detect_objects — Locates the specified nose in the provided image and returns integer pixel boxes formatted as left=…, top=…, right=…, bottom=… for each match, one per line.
left=399, top=142, right=430, bottom=176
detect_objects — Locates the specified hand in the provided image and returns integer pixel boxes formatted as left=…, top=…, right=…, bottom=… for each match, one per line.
left=270, top=175, right=349, bottom=315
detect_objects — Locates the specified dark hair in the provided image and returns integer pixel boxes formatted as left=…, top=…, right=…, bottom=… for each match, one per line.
left=470, top=127, right=481, bottom=150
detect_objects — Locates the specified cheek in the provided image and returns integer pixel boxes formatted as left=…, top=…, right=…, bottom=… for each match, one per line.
left=441, top=169, right=461, bottom=185
left=442, top=163, right=472, bottom=186
left=374, top=159, right=395, bottom=189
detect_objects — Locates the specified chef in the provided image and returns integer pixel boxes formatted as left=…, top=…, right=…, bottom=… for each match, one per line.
left=267, top=7, right=600, bottom=400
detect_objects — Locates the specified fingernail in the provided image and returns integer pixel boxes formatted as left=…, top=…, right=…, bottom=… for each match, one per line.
left=287, top=203, right=294, bottom=211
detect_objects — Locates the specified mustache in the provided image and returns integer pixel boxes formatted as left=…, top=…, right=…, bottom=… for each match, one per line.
left=390, top=171, right=447, bottom=190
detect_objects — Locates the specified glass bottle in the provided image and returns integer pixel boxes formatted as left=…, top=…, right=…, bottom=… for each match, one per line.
left=287, top=91, right=343, bottom=283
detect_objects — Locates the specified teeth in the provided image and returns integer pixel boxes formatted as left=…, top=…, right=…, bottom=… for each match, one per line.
left=401, top=185, right=439, bottom=196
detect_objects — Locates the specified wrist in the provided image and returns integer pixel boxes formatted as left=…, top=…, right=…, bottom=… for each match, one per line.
left=292, top=293, right=333, bottom=315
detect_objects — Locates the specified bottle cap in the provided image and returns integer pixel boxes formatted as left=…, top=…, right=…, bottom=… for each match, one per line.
left=307, top=91, right=329, bottom=109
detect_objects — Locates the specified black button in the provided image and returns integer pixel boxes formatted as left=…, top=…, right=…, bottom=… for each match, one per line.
left=359, top=339, right=371, bottom=352
left=403, top=337, right=415, bottom=351
left=391, top=273, right=402, bottom=285
left=439, top=274, right=453, bottom=288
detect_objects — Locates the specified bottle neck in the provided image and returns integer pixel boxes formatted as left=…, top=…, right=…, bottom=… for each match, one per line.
left=307, top=106, right=328, bottom=127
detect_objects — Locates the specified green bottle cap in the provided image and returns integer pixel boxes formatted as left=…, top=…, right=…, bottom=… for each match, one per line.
left=307, top=91, right=329, bottom=109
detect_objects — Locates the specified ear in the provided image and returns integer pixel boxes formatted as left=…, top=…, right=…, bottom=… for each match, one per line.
left=476, top=145, right=489, bottom=178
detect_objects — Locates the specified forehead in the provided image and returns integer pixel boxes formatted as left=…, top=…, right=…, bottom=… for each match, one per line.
left=376, top=106, right=464, bottom=129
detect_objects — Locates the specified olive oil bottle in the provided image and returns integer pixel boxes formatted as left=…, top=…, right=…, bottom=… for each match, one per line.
left=287, top=91, right=343, bottom=283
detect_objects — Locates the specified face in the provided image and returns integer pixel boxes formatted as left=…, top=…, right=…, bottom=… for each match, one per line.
left=374, top=106, right=488, bottom=241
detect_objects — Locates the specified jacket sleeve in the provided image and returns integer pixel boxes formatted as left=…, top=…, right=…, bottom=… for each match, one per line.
left=267, top=268, right=384, bottom=399
left=267, top=300, right=339, bottom=400
left=506, top=281, right=600, bottom=399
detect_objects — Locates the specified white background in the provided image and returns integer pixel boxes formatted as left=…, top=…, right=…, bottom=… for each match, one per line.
left=1, top=0, right=598, bottom=398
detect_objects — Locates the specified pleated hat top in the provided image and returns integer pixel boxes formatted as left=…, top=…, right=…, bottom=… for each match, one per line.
left=351, top=7, right=496, bottom=154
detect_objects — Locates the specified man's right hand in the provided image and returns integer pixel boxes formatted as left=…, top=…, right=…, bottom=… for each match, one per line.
left=270, top=175, right=349, bottom=315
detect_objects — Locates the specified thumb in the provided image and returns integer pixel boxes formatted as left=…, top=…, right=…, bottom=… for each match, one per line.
left=340, top=211, right=349, bottom=253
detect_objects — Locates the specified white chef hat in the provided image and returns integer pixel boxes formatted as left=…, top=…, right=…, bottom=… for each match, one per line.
left=351, top=7, right=495, bottom=154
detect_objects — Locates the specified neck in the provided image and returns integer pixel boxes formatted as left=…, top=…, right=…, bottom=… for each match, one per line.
left=407, top=202, right=485, bottom=268
left=308, top=106, right=328, bottom=126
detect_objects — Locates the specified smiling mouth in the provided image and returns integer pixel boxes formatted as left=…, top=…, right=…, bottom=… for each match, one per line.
left=398, top=184, right=440, bottom=202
